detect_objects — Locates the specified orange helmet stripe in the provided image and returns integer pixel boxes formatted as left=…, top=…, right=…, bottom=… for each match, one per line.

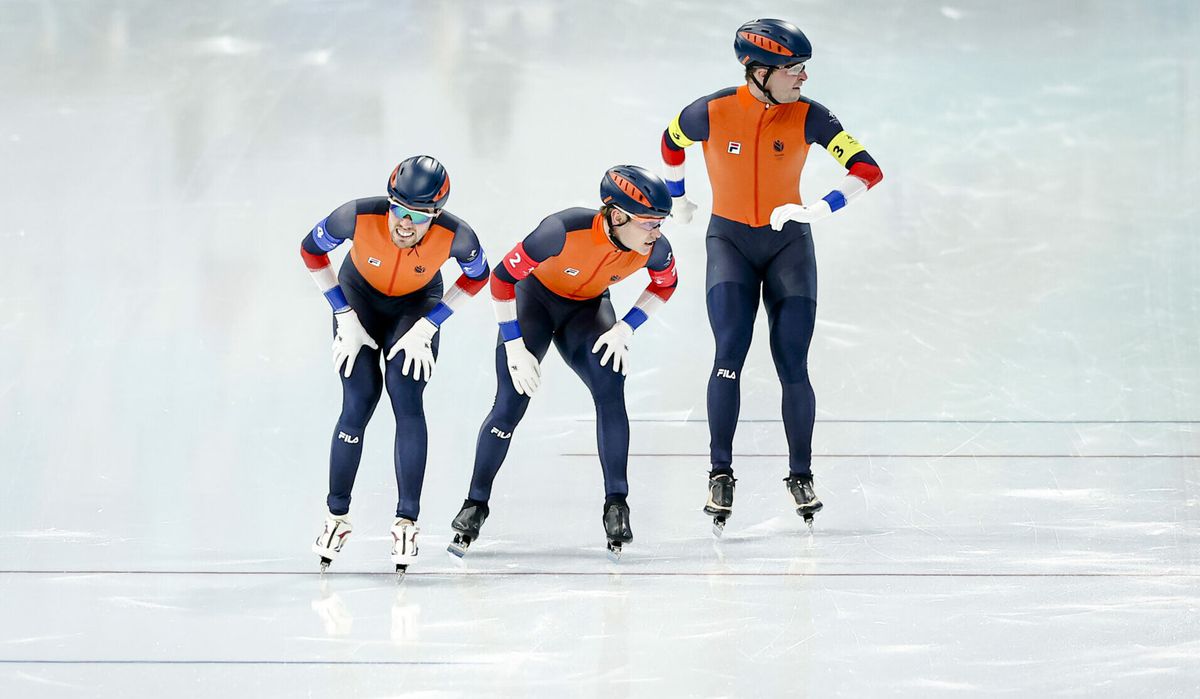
left=435, top=175, right=450, bottom=202
left=609, top=172, right=651, bottom=207
left=739, top=31, right=794, bottom=57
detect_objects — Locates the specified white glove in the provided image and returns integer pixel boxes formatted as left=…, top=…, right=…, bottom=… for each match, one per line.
left=671, top=195, right=698, bottom=225
left=591, top=320, right=633, bottom=375
left=504, top=339, right=541, bottom=396
left=332, top=309, right=378, bottom=378
left=770, top=200, right=833, bottom=230
left=386, top=317, right=438, bottom=382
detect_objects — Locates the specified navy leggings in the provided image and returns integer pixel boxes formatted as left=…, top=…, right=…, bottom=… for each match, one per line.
left=705, top=215, right=817, bottom=477
left=468, top=276, right=629, bottom=503
left=325, top=271, right=441, bottom=521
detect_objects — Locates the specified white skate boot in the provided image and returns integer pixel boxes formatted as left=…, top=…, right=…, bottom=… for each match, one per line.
left=312, top=510, right=352, bottom=573
left=390, top=518, right=420, bottom=578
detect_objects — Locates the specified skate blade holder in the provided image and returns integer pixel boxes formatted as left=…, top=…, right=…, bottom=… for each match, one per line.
left=446, top=534, right=472, bottom=561
left=711, top=516, right=727, bottom=538
left=606, top=542, right=623, bottom=563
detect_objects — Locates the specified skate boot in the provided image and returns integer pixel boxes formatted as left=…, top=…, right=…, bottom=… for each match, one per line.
left=390, top=518, right=419, bottom=578
left=447, top=499, right=489, bottom=559
left=312, top=510, right=352, bottom=573
left=603, top=498, right=633, bottom=562
left=784, top=474, right=824, bottom=531
left=703, top=473, right=736, bottom=537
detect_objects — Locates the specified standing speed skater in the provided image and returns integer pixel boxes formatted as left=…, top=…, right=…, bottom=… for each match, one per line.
left=300, top=155, right=490, bottom=575
left=660, top=19, right=884, bottom=534
left=448, top=165, right=678, bottom=561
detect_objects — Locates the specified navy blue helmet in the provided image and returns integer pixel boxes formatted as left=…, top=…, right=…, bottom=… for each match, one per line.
left=735, top=18, right=811, bottom=68
left=387, top=155, right=450, bottom=210
left=600, top=165, right=673, bottom=218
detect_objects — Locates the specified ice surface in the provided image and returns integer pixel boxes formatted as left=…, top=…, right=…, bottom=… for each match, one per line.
left=2, top=1, right=1197, bottom=696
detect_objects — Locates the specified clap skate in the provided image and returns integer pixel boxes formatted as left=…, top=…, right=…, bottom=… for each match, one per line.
left=447, top=499, right=489, bottom=559
left=783, top=475, right=823, bottom=531
left=703, top=473, right=736, bottom=537
left=312, top=510, right=353, bottom=573
left=603, top=499, right=633, bottom=562
left=390, top=518, right=419, bottom=579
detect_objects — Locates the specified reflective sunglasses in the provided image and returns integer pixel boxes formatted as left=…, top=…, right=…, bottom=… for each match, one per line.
left=615, top=206, right=665, bottom=230
left=389, top=198, right=438, bottom=225
left=783, top=62, right=807, bottom=76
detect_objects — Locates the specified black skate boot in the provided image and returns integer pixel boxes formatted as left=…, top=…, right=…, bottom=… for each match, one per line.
left=783, top=474, right=823, bottom=531
left=703, top=472, right=736, bottom=537
left=602, top=498, right=633, bottom=562
left=447, top=499, right=489, bottom=559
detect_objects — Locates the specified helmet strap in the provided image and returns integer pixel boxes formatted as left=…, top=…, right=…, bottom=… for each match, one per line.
left=748, top=66, right=781, bottom=106
left=603, top=208, right=633, bottom=252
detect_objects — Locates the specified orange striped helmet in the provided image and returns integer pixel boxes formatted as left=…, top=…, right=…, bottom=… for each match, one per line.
left=388, top=155, right=450, bottom=210
left=600, top=165, right=672, bottom=218
left=735, top=18, right=811, bottom=67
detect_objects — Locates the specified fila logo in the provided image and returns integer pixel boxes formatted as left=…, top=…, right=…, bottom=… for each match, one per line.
left=716, top=368, right=738, bottom=380
left=727, top=141, right=742, bottom=155
left=415, top=265, right=426, bottom=274
left=564, top=268, right=580, bottom=276
left=368, top=257, right=382, bottom=267
left=490, top=427, right=512, bottom=439
left=337, top=431, right=360, bottom=444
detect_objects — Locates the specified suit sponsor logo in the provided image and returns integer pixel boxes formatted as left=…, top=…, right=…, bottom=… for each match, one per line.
left=564, top=268, right=580, bottom=276
left=368, top=257, right=382, bottom=267
left=490, top=427, right=512, bottom=440
left=610, top=275, right=620, bottom=282
left=774, top=139, right=785, bottom=152
left=415, top=265, right=426, bottom=274
left=716, top=369, right=738, bottom=380
left=338, top=431, right=360, bottom=444
left=727, top=141, right=741, bottom=154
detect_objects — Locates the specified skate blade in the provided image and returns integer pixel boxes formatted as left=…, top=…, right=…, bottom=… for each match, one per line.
left=711, top=518, right=727, bottom=538
left=446, top=541, right=469, bottom=561
left=395, top=564, right=408, bottom=581
left=317, top=557, right=332, bottom=574
left=606, top=544, right=622, bottom=563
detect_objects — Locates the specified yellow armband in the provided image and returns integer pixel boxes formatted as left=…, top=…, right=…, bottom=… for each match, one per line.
left=667, top=113, right=695, bottom=148
left=826, top=131, right=866, bottom=166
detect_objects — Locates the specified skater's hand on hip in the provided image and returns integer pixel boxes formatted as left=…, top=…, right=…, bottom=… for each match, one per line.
left=386, top=317, right=438, bottom=382
left=671, top=195, right=698, bottom=225
left=504, top=339, right=541, bottom=396
left=332, top=308, right=378, bottom=378
left=591, top=320, right=633, bottom=375
left=770, top=201, right=831, bottom=230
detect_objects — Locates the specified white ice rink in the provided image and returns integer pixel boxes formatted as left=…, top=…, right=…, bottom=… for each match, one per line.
left=3, top=0, right=1198, bottom=696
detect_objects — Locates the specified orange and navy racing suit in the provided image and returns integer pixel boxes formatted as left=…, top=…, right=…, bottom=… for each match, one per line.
left=300, top=196, right=489, bottom=520
left=466, top=207, right=677, bottom=506
left=661, top=86, right=883, bottom=478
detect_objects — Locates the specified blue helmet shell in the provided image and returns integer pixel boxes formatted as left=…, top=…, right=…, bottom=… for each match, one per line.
left=387, top=155, right=450, bottom=210
left=735, top=18, right=811, bottom=68
left=600, top=165, right=673, bottom=218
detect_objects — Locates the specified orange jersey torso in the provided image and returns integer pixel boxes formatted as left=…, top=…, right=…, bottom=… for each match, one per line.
left=348, top=213, right=455, bottom=296
left=532, top=213, right=648, bottom=301
left=698, top=86, right=812, bottom=227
